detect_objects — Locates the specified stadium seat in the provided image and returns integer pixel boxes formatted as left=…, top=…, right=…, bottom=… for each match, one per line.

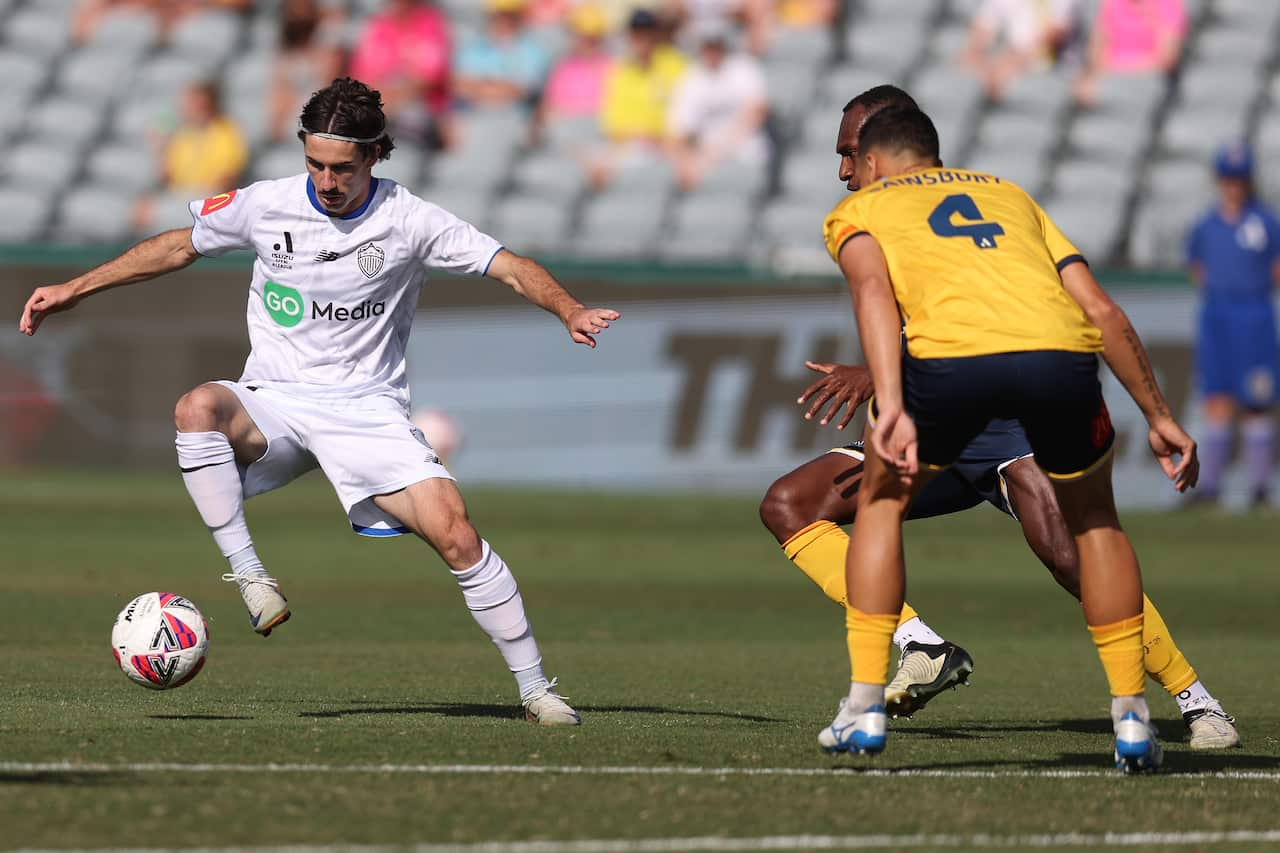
left=510, top=149, right=587, bottom=204
left=573, top=193, right=668, bottom=257
left=58, top=186, right=140, bottom=244
left=85, top=7, right=159, bottom=58
left=542, top=115, right=602, bottom=154
left=1214, top=0, right=1280, bottom=27
left=0, top=51, right=51, bottom=106
left=1175, top=62, right=1261, bottom=112
left=1068, top=113, right=1149, bottom=165
left=779, top=146, right=841, bottom=197
left=3, top=5, right=74, bottom=58
left=911, top=65, right=985, bottom=126
left=694, top=158, right=768, bottom=200
left=85, top=143, right=163, bottom=194
left=963, top=148, right=1046, bottom=193
left=487, top=196, right=572, bottom=254
left=56, top=48, right=140, bottom=103
left=758, top=187, right=846, bottom=251
left=427, top=144, right=510, bottom=193
left=0, top=189, right=54, bottom=242
left=112, top=94, right=178, bottom=141
left=25, top=96, right=109, bottom=155
left=820, top=66, right=898, bottom=110
left=1050, top=158, right=1131, bottom=201
left=1043, top=193, right=1124, bottom=263
left=846, top=17, right=928, bottom=79
left=131, top=53, right=218, bottom=100
left=252, top=144, right=305, bottom=183
left=1087, top=72, right=1164, bottom=121
left=149, top=191, right=199, bottom=233
left=1256, top=112, right=1280, bottom=159
left=6, top=144, right=80, bottom=193
left=169, top=10, right=244, bottom=66
left=927, top=22, right=969, bottom=63
left=764, top=25, right=834, bottom=69
left=658, top=193, right=756, bottom=261
left=1161, top=106, right=1248, bottom=159
left=416, top=185, right=491, bottom=230
left=375, top=144, right=426, bottom=188
left=998, top=70, right=1073, bottom=120
left=1191, top=27, right=1272, bottom=67
left=1128, top=196, right=1199, bottom=268
left=975, top=111, right=1057, bottom=159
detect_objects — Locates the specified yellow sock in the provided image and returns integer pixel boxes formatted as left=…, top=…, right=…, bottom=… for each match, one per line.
left=782, top=521, right=849, bottom=606
left=846, top=607, right=899, bottom=685
left=782, top=522, right=921, bottom=628
left=1142, top=595, right=1198, bottom=695
left=1088, top=613, right=1145, bottom=696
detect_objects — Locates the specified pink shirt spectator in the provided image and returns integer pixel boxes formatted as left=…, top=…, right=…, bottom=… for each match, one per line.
left=1098, top=0, right=1187, bottom=73
left=349, top=2, right=452, bottom=114
left=543, top=54, right=613, bottom=116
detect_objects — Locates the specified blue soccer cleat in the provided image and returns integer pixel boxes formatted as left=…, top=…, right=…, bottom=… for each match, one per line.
left=818, top=698, right=888, bottom=755
left=1114, top=711, right=1163, bottom=774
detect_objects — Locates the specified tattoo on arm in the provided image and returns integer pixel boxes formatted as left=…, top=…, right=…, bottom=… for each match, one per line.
left=1121, top=324, right=1170, bottom=419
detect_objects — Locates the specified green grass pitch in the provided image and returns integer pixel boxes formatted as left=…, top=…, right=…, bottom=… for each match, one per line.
left=1, top=470, right=1278, bottom=852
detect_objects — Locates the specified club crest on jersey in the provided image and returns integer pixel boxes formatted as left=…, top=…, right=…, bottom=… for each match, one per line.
left=200, top=190, right=237, bottom=216
left=357, top=242, right=385, bottom=278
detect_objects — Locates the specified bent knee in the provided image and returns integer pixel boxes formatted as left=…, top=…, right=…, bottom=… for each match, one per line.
left=436, top=518, right=483, bottom=568
left=760, top=475, right=820, bottom=543
left=174, top=384, right=228, bottom=433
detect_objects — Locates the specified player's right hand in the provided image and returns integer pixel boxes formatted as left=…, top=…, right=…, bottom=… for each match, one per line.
left=797, top=361, right=874, bottom=429
left=19, top=283, right=82, bottom=336
left=870, top=405, right=919, bottom=482
left=1148, top=416, right=1199, bottom=493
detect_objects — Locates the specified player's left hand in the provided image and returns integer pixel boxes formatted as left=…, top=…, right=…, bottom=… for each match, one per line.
left=797, top=361, right=874, bottom=429
left=565, top=306, right=619, bottom=348
left=1148, top=416, right=1199, bottom=492
left=870, top=405, right=919, bottom=482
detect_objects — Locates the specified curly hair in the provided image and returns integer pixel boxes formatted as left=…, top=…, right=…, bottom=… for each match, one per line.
left=297, top=77, right=395, bottom=161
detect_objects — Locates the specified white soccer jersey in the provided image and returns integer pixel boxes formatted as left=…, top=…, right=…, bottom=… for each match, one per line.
left=188, top=175, right=503, bottom=409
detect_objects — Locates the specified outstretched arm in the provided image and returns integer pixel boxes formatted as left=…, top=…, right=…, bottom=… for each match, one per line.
left=1060, top=261, right=1198, bottom=491
left=19, top=228, right=201, bottom=335
left=484, top=249, right=620, bottom=348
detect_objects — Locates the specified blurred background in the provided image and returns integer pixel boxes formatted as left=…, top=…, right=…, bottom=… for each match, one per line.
left=1, top=0, right=1277, bottom=510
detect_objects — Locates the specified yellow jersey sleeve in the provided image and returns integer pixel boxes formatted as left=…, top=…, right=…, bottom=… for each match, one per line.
left=1034, top=199, right=1086, bottom=271
left=823, top=195, right=868, bottom=264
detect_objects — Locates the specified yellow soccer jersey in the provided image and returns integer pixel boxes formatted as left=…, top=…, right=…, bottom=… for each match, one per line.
left=823, top=167, right=1103, bottom=359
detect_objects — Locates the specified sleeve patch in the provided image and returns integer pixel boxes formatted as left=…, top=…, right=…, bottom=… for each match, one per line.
left=199, top=190, right=238, bottom=216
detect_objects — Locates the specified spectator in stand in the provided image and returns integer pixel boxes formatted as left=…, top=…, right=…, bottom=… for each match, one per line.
left=962, top=0, right=1079, bottom=102
left=664, top=0, right=772, bottom=55
left=269, top=0, right=345, bottom=143
left=455, top=0, right=553, bottom=110
left=1074, top=0, right=1186, bottom=106
left=589, top=8, right=687, bottom=189
left=1186, top=143, right=1280, bottom=509
left=666, top=22, right=768, bottom=191
left=134, top=80, right=248, bottom=230
left=349, top=0, right=454, bottom=149
left=775, top=0, right=837, bottom=30
left=539, top=3, right=615, bottom=123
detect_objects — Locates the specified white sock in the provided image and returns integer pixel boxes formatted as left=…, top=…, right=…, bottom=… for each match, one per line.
left=893, top=616, right=945, bottom=650
left=847, top=681, right=885, bottom=714
left=1111, top=695, right=1151, bottom=726
left=176, top=431, right=264, bottom=574
left=453, top=541, right=548, bottom=701
left=1173, top=680, right=1215, bottom=715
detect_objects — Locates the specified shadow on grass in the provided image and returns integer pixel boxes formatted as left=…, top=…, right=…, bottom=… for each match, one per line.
left=299, top=703, right=784, bottom=723
left=0, top=772, right=119, bottom=786
left=148, top=714, right=255, bottom=721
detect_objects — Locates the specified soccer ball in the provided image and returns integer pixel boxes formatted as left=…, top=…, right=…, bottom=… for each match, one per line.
left=111, top=592, right=209, bottom=690
left=411, top=408, right=463, bottom=464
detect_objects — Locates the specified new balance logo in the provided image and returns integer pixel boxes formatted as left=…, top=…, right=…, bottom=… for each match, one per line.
left=314, top=250, right=340, bottom=262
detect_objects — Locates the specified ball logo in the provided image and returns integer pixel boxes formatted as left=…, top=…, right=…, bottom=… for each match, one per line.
left=357, top=242, right=385, bottom=278
left=264, top=280, right=304, bottom=328
left=200, top=190, right=237, bottom=216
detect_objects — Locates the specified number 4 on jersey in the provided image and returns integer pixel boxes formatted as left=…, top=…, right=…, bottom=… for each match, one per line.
left=928, top=193, right=1005, bottom=249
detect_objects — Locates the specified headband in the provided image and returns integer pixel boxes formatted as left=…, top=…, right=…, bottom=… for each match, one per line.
left=300, top=126, right=384, bottom=144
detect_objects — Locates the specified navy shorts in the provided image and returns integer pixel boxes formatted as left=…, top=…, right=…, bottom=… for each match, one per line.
left=902, top=350, right=1115, bottom=480
left=834, top=417, right=1032, bottom=518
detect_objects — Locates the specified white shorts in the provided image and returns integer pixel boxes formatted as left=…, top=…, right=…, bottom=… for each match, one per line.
left=217, top=381, right=454, bottom=537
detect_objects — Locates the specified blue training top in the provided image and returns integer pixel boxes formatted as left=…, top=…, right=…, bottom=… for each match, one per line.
left=1186, top=200, right=1280, bottom=302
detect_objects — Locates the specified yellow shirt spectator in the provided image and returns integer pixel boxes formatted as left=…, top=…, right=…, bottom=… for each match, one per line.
left=165, top=117, right=249, bottom=195
left=599, top=45, right=686, bottom=142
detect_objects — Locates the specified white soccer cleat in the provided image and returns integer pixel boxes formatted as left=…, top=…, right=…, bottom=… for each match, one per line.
left=522, top=678, right=581, bottom=726
left=884, top=641, right=974, bottom=718
left=1184, top=704, right=1241, bottom=750
left=818, top=697, right=887, bottom=755
left=1114, top=711, right=1163, bottom=774
left=221, top=572, right=290, bottom=637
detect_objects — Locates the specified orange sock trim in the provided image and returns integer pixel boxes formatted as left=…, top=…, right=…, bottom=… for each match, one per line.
left=782, top=520, right=849, bottom=606
left=846, top=607, right=899, bottom=685
left=898, top=601, right=919, bottom=628
left=1088, top=613, right=1145, bottom=697
left=1142, top=595, right=1198, bottom=695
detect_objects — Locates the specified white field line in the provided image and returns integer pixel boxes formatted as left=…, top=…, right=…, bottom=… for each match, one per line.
left=11, top=831, right=1280, bottom=853
left=2, top=760, right=1279, bottom=781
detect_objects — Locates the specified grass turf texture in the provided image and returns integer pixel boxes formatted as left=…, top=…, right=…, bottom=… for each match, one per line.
left=1, top=470, right=1277, bottom=851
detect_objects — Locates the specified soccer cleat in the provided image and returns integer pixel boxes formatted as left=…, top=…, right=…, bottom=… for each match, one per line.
left=522, top=678, right=581, bottom=726
left=818, top=697, right=887, bottom=755
left=1184, top=704, right=1241, bottom=750
left=884, top=640, right=974, bottom=718
left=1114, top=711, right=1163, bottom=774
left=221, top=572, right=290, bottom=637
